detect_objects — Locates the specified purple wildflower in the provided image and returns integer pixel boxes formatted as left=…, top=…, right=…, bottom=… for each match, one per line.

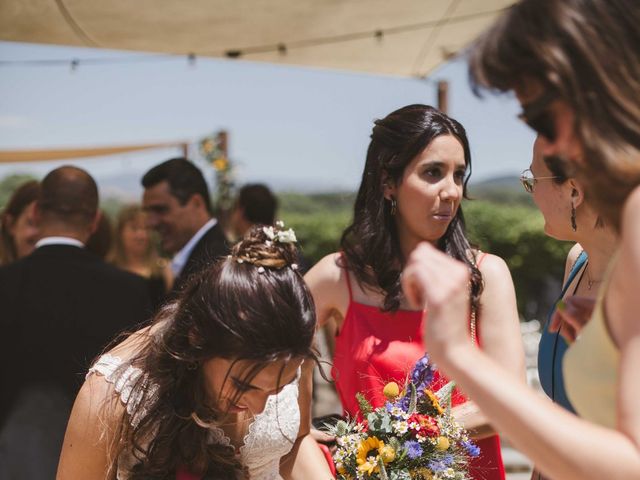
left=428, top=459, right=448, bottom=472
left=397, top=396, right=408, bottom=411
left=410, top=355, right=435, bottom=390
left=461, top=439, right=481, bottom=458
left=404, top=440, right=423, bottom=460
left=385, top=401, right=394, bottom=412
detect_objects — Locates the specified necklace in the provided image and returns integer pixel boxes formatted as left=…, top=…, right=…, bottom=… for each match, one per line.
left=585, top=262, right=602, bottom=290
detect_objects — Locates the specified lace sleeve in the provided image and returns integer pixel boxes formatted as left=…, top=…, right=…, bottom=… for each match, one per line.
left=88, top=353, right=158, bottom=427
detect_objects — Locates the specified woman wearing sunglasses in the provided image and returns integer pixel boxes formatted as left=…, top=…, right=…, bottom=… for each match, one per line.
left=401, top=0, right=640, bottom=479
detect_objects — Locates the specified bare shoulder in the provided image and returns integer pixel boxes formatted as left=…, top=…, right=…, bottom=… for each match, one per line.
left=609, top=187, right=640, bottom=340
left=57, top=374, right=125, bottom=479
left=304, top=252, right=342, bottom=282
left=476, top=253, right=512, bottom=281
left=476, top=253, right=518, bottom=310
left=303, top=252, right=345, bottom=295
left=73, top=373, right=123, bottom=426
left=304, top=252, right=350, bottom=326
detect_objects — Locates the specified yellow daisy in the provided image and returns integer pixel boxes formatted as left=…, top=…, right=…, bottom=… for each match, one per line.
left=424, top=389, right=445, bottom=415
left=356, top=436, right=385, bottom=474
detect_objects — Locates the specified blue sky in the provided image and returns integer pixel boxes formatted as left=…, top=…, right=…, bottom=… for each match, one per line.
left=0, top=41, right=535, bottom=200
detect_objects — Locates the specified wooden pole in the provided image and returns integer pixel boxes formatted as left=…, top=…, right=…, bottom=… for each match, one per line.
left=437, top=80, right=449, bottom=114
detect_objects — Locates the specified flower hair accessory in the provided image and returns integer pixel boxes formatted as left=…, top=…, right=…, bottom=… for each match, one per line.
left=230, top=222, right=300, bottom=273
left=263, top=223, right=297, bottom=244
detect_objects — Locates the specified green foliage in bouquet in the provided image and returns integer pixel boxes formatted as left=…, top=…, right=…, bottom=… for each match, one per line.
left=327, top=355, right=480, bottom=480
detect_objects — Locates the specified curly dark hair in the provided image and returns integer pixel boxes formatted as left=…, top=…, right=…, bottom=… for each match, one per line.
left=340, top=104, right=483, bottom=313
left=107, top=225, right=317, bottom=479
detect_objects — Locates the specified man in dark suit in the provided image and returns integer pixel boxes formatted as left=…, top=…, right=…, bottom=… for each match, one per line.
left=142, top=157, right=229, bottom=293
left=0, top=166, right=151, bottom=479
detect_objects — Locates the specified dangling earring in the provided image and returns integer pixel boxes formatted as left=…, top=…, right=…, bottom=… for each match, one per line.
left=390, top=197, right=397, bottom=216
left=570, top=203, right=577, bottom=231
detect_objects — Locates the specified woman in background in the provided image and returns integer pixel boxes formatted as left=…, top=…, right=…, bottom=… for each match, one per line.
left=0, top=180, right=40, bottom=265
left=110, top=204, right=172, bottom=309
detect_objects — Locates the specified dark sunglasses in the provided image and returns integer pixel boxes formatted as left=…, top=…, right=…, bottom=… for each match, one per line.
left=519, top=168, right=561, bottom=193
left=518, top=90, right=558, bottom=142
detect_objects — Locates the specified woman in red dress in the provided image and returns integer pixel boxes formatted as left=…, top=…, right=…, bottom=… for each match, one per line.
left=306, top=104, right=525, bottom=480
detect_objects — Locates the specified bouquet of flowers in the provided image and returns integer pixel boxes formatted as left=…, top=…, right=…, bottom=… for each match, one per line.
left=328, top=355, right=480, bottom=480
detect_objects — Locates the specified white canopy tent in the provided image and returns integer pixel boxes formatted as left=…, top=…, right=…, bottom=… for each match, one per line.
left=1, top=0, right=514, bottom=77
left=0, top=0, right=515, bottom=163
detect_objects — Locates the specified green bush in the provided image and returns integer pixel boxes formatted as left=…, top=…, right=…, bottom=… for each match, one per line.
left=280, top=193, right=572, bottom=320
left=279, top=191, right=354, bottom=264
left=463, top=200, right=572, bottom=319
left=281, top=210, right=352, bottom=264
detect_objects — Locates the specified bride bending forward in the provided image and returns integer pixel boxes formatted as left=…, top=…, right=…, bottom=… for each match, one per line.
left=57, top=225, right=333, bottom=480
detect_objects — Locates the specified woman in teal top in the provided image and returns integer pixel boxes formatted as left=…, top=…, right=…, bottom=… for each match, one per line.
left=520, top=138, right=616, bottom=479
left=522, top=138, right=615, bottom=416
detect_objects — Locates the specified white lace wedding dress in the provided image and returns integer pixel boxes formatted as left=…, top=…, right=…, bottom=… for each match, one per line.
left=88, top=354, right=301, bottom=480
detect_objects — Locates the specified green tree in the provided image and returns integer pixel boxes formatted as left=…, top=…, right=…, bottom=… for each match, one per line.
left=463, top=200, right=572, bottom=319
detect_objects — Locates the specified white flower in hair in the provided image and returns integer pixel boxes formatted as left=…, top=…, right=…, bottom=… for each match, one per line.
left=263, top=226, right=276, bottom=240
left=276, top=228, right=297, bottom=244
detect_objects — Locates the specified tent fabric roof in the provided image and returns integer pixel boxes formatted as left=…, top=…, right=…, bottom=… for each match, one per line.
left=1, top=0, right=514, bottom=77
left=0, top=142, right=186, bottom=163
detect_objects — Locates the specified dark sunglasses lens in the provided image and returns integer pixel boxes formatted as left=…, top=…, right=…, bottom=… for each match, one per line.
left=527, top=112, right=556, bottom=142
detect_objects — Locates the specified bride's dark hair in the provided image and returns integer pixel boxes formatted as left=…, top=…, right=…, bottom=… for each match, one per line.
left=340, top=104, right=483, bottom=312
left=106, top=225, right=317, bottom=479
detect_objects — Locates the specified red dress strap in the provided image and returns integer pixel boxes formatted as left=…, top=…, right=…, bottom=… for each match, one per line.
left=341, top=254, right=354, bottom=301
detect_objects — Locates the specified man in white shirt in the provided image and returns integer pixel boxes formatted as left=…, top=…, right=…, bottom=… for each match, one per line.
left=142, top=158, right=229, bottom=293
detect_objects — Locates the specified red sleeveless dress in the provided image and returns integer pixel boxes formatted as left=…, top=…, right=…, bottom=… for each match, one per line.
left=331, top=262, right=506, bottom=480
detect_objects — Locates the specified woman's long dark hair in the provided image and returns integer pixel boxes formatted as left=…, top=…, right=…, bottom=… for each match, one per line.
left=107, top=225, right=317, bottom=479
left=340, top=104, right=483, bottom=312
